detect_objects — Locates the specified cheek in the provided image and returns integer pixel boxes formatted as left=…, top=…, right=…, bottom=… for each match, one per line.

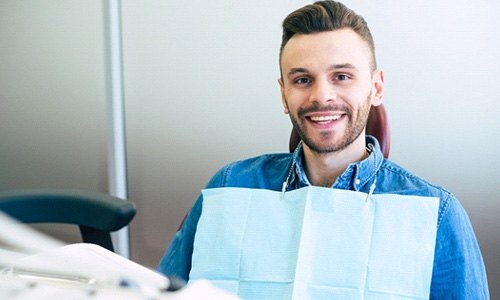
left=284, top=98, right=302, bottom=116
left=348, top=87, right=372, bottom=106
left=283, top=89, right=307, bottom=107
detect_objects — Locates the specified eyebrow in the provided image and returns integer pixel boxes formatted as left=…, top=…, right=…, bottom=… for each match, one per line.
left=286, top=63, right=357, bottom=77
left=330, top=63, right=357, bottom=70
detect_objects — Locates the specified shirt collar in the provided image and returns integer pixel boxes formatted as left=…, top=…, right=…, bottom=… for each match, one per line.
left=293, top=135, right=384, bottom=191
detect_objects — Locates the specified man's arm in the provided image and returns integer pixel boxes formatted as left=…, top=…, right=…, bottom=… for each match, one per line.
left=157, top=166, right=230, bottom=281
left=430, top=195, right=489, bottom=299
left=157, top=196, right=203, bottom=281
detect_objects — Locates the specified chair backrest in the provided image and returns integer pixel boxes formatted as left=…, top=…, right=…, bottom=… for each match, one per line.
left=289, top=104, right=391, bottom=158
left=0, top=189, right=136, bottom=252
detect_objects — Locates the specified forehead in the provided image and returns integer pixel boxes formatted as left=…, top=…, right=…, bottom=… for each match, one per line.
left=280, top=29, right=372, bottom=73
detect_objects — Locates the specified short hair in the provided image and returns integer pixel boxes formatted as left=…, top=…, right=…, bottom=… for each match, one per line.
left=280, top=0, right=377, bottom=71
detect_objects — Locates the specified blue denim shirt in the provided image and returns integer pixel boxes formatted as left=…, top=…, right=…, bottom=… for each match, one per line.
left=158, top=136, right=489, bottom=299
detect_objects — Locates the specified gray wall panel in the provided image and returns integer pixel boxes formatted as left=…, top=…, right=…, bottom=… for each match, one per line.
left=0, top=1, right=108, bottom=239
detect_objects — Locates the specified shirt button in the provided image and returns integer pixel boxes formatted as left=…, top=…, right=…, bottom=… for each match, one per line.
left=355, top=179, right=361, bottom=185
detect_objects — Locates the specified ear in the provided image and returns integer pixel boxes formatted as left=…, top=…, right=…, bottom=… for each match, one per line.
left=278, top=78, right=289, bottom=114
left=370, top=69, right=385, bottom=107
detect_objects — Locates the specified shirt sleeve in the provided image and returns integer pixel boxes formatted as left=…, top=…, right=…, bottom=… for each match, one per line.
left=156, top=167, right=227, bottom=281
left=156, top=194, right=202, bottom=281
left=430, top=194, right=489, bottom=299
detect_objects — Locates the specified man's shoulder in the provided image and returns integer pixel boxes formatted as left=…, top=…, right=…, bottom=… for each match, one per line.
left=378, top=159, right=458, bottom=226
left=207, top=152, right=293, bottom=190
left=224, top=152, right=293, bottom=171
left=378, top=158, right=454, bottom=200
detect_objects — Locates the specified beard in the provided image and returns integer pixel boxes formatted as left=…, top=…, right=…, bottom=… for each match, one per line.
left=287, top=95, right=372, bottom=154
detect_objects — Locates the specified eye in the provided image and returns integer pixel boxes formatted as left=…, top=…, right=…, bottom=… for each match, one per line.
left=294, top=77, right=312, bottom=85
left=336, top=74, right=350, bottom=81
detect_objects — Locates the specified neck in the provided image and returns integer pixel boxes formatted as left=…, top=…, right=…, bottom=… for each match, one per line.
left=303, top=137, right=368, bottom=188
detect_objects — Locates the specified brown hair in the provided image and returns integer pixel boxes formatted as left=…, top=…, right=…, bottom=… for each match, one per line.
left=280, top=0, right=377, bottom=70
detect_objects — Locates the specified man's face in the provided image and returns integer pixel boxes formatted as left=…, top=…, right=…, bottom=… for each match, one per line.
left=279, top=29, right=384, bottom=154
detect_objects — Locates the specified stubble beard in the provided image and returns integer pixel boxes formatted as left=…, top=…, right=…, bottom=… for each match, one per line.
left=287, top=96, right=372, bottom=154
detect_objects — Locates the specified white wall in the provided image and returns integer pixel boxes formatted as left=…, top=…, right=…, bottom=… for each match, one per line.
left=121, top=0, right=303, bottom=267
left=362, top=2, right=500, bottom=295
left=0, top=1, right=108, bottom=240
left=1, top=0, right=498, bottom=297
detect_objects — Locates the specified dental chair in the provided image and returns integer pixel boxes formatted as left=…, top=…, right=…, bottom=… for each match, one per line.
left=0, top=189, right=136, bottom=252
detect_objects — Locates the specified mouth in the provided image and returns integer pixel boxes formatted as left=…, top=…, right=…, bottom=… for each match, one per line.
left=307, top=113, right=346, bottom=125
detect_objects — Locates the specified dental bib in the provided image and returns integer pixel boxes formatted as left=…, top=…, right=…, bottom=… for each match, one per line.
left=189, top=187, right=439, bottom=300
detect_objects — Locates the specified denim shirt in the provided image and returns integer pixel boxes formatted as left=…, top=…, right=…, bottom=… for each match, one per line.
left=158, top=136, right=489, bottom=299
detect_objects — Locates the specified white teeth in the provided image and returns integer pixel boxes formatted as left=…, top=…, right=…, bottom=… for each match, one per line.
left=310, top=115, right=341, bottom=122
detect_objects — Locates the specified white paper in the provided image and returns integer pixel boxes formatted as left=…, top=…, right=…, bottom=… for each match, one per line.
left=6, top=243, right=168, bottom=291
left=190, top=186, right=439, bottom=300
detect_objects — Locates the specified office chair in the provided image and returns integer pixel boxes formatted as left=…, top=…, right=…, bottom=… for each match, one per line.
left=0, top=189, right=136, bottom=252
left=289, top=104, right=391, bottom=158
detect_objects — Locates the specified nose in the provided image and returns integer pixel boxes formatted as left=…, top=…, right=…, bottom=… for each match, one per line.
left=310, top=78, right=337, bottom=104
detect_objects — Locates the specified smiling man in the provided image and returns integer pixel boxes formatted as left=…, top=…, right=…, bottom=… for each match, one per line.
left=279, top=28, right=384, bottom=187
left=158, top=1, right=489, bottom=299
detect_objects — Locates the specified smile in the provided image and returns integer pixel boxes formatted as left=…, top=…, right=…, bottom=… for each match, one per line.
left=309, top=115, right=343, bottom=122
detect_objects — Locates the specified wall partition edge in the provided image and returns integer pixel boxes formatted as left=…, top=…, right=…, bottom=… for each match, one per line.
left=103, top=0, right=130, bottom=258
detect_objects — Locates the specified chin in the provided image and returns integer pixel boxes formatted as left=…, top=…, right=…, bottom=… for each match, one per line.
left=303, top=140, right=346, bottom=154
left=305, top=132, right=364, bottom=154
